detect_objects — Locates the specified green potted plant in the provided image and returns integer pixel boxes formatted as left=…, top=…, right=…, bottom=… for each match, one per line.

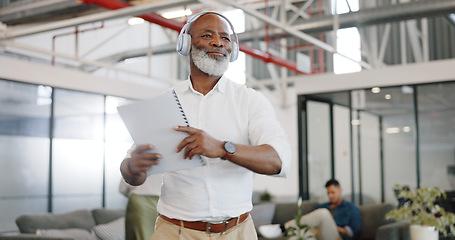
left=259, top=189, right=273, bottom=202
left=285, top=198, right=315, bottom=240
left=385, top=185, right=455, bottom=240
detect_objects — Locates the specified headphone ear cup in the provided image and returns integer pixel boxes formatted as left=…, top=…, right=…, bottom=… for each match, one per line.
left=176, top=33, right=184, bottom=55
left=230, top=42, right=239, bottom=62
left=177, top=33, right=192, bottom=56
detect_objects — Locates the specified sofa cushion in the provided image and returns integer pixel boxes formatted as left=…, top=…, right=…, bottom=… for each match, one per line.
left=0, top=234, right=74, bottom=240
left=36, top=228, right=96, bottom=240
left=358, top=203, right=394, bottom=240
left=91, top=209, right=125, bottom=225
left=92, top=217, right=124, bottom=240
left=251, top=202, right=276, bottom=231
left=271, top=201, right=319, bottom=225
left=16, top=210, right=96, bottom=234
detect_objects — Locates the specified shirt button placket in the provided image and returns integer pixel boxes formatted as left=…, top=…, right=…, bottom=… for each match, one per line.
left=199, top=97, right=206, bottom=127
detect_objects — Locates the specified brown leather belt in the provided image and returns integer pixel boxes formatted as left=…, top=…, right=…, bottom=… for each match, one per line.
left=160, top=212, right=249, bottom=234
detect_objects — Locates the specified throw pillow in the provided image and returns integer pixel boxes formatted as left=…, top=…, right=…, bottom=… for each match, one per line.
left=91, top=208, right=125, bottom=225
left=250, top=202, right=276, bottom=231
left=36, top=228, right=96, bottom=240
left=92, top=217, right=125, bottom=240
left=16, top=210, right=96, bottom=233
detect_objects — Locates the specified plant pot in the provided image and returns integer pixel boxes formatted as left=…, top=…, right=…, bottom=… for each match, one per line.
left=410, top=225, right=438, bottom=240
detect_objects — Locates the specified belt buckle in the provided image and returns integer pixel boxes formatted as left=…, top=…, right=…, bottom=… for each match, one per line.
left=206, top=220, right=229, bottom=234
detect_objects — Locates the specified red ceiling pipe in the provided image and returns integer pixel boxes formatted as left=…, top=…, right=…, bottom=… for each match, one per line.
left=239, top=43, right=303, bottom=73
left=80, top=0, right=305, bottom=74
left=80, top=0, right=184, bottom=31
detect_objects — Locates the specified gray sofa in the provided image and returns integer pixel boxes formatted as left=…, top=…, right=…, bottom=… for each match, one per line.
left=0, top=208, right=125, bottom=240
left=253, top=200, right=409, bottom=240
left=2, top=204, right=410, bottom=240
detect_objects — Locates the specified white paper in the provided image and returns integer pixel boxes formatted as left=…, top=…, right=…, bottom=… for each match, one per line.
left=117, top=90, right=204, bottom=175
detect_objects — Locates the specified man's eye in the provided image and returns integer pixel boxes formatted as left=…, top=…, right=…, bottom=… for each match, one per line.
left=223, top=37, right=231, bottom=42
left=202, top=34, right=211, bottom=38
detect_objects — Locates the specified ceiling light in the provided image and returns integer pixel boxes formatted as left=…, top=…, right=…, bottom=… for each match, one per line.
left=401, top=85, right=413, bottom=94
left=128, top=17, right=145, bottom=25
left=371, top=87, right=381, bottom=94
left=385, top=127, right=400, bottom=134
left=162, top=9, right=192, bottom=19
left=385, top=94, right=391, bottom=100
left=403, top=126, right=411, bottom=132
left=351, top=119, right=361, bottom=125
left=446, top=13, right=455, bottom=25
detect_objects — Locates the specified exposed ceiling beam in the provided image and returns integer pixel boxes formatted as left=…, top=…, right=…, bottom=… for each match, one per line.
left=202, top=0, right=371, bottom=69
left=99, top=0, right=455, bottom=62
left=0, top=0, right=197, bottom=39
left=87, top=0, right=306, bottom=74
left=293, top=0, right=455, bottom=33
left=211, top=0, right=455, bottom=44
left=203, top=0, right=333, bottom=52
left=97, top=43, right=176, bottom=64
left=0, top=0, right=80, bottom=23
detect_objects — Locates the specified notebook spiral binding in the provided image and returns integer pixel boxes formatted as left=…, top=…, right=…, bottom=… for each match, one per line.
left=172, top=90, right=205, bottom=165
left=172, top=90, right=189, bottom=127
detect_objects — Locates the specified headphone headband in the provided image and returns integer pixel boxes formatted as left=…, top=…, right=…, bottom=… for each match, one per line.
left=176, top=11, right=239, bottom=62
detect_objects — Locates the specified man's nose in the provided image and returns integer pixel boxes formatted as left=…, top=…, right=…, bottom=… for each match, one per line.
left=211, top=36, right=223, bottom=48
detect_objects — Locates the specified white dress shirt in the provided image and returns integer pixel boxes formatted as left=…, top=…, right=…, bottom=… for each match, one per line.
left=119, top=174, right=163, bottom=196
left=157, top=75, right=291, bottom=221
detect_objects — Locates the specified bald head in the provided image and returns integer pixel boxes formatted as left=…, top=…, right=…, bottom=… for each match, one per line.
left=187, top=13, right=231, bottom=36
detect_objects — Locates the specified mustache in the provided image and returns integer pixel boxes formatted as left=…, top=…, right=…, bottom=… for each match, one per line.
left=204, top=48, right=229, bottom=57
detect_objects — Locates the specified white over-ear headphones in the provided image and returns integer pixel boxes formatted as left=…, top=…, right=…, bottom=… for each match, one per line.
left=176, top=11, right=239, bottom=62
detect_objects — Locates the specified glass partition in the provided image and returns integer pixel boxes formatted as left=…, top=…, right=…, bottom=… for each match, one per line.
left=299, top=81, right=455, bottom=205
left=0, top=82, right=51, bottom=232
left=418, top=82, right=455, bottom=190
left=104, top=96, right=134, bottom=208
left=0, top=79, right=134, bottom=233
left=52, top=89, right=105, bottom=213
left=307, top=100, right=332, bottom=202
left=366, top=86, right=417, bottom=203
left=333, top=105, right=353, bottom=202
left=358, top=111, right=381, bottom=205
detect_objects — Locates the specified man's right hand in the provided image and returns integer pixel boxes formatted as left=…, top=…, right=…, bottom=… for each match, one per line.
left=337, top=226, right=346, bottom=235
left=121, top=144, right=161, bottom=185
left=129, top=144, right=162, bottom=174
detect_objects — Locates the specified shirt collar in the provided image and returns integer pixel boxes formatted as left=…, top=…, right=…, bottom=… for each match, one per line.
left=216, top=75, right=228, bottom=94
left=174, top=75, right=228, bottom=95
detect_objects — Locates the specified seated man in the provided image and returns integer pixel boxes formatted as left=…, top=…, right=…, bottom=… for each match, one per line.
left=284, top=179, right=361, bottom=240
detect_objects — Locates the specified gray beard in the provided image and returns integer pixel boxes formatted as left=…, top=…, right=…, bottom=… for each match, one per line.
left=191, top=47, right=230, bottom=76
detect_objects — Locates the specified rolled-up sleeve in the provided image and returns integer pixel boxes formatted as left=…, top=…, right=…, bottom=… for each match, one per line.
left=247, top=90, right=291, bottom=177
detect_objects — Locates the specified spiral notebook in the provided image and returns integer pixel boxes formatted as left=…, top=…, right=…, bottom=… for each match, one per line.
left=117, top=90, right=204, bottom=175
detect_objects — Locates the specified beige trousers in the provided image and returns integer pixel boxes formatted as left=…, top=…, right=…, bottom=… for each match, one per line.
left=285, top=208, right=342, bottom=240
left=151, top=215, right=258, bottom=240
